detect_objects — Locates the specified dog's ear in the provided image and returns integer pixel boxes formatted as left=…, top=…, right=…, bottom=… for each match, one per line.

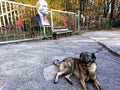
left=91, top=53, right=96, bottom=61
left=80, top=52, right=84, bottom=60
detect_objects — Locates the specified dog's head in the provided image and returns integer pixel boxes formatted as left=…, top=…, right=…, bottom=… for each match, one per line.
left=80, top=52, right=96, bottom=67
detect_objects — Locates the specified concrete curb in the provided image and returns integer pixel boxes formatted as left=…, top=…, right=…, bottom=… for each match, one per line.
left=97, top=41, right=120, bottom=57
left=0, top=38, right=41, bottom=45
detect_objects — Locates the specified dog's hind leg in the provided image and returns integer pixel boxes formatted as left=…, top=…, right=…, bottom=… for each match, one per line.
left=65, top=73, right=73, bottom=85
left=54, top=68, right=70, bottom=84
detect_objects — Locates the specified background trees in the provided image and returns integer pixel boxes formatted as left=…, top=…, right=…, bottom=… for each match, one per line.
left=12, top=0, right=64, bottom=10
left=12, top=0, right=120, bottom=27
left=12, top=0, right=120, bottom=19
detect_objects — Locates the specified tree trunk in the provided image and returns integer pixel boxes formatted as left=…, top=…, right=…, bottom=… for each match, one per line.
left=109, top=0, right=115, bottom=26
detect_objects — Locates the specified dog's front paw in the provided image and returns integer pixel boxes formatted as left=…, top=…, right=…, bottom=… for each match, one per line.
left=69, top=82, right=73, bottom=85
left=54, top=80, right=58, bottom=84
left=54, top=81, right=58, bottom=84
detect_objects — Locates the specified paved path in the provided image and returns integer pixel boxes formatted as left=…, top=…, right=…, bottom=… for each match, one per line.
left=0, top=30, right=120, bottom=90
left=84, top=30, right=120, bottom=56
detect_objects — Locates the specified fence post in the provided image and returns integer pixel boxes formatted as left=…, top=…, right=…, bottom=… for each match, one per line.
left=106, top=18, right=111, bottom=29
left=1, top=2, right=6, bottom=26
left=78, top=11, right=80, bottom=34
left=98, top=17, right=101, bottom=29
left=86, top=15, right=89, bottom=30
left=5, top=31, right=8, bottom=41
left=50, top=9, right=53, bottom=29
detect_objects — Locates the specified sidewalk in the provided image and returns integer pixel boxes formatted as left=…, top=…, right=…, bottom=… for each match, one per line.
left=82, top=30, right=120, bottom=57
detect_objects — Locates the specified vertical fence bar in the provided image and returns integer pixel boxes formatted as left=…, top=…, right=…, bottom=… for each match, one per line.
left=0, top=2, right=2, bottom=28
left=5, top=2, right=10, bottom=26
left=78, top=11, right=80, bottom=33
left=98, top=17, right=101, bottom=29
left=1, top=2, right=6, bottom=26
left=13, top=4, right=17, bottom=23
left=17, top=5, right=20, bottom=18
left=50, top=9, right=53, bottom=29
left=0, top=2, right=3, bottom=34
left=9, top=3, right=14, bottom=25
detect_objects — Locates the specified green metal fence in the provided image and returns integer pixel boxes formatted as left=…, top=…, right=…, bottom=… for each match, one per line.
left=50, top=9, right=79, bottom=33
left=0, top=0, right=111, bottom=43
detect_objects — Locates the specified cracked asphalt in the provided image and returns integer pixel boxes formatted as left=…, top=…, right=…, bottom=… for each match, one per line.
left=0, top=30, right=120, bottom=90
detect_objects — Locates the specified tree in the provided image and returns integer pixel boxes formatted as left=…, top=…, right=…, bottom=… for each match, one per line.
left=12, top=0, right=64, bottom=10
left=63, top=0, right=79, bottom=12
left=46, top=0, right=64, bottom=10
left=109, top=0, right=115, bottom=25
left=103, top=0, right=110, bottom=18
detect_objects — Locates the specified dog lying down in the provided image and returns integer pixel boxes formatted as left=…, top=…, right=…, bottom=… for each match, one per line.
left=53, top=52, right=101, bottom=90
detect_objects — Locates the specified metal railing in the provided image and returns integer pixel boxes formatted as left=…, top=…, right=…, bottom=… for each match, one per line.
left=0, top=0, right=80, bottom=42
left=50, top=9, right=79, bottom=33
left=0, top=0, right=109, bottom=43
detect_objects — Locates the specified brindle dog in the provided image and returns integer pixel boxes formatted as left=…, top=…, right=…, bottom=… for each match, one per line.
left=54, top=52, right=101, bottom=90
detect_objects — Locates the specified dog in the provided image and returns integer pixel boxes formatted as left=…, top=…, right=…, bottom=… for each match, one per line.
left=53, top=52, right=101, bottom=90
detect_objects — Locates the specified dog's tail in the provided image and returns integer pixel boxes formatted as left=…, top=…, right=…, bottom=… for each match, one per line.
left=53, top=59, right=60, bottom=67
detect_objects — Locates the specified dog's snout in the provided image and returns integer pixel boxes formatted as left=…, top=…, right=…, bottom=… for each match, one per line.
left=82, top=60, right=91, bottom=67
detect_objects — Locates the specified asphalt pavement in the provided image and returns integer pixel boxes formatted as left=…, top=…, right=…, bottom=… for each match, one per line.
left=0, top=30, right=120, bottom=90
